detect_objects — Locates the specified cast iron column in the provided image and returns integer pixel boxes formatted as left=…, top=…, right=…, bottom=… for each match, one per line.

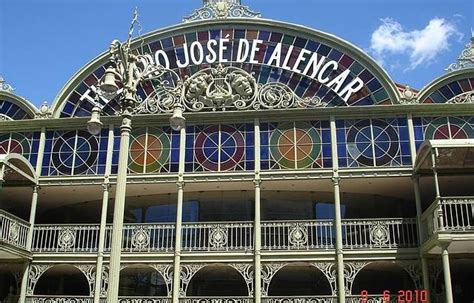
left=441, top=244, right=453, bottom=303
left=107, top=113, right=132, bottom=302
left=254, top=118, right=262, bottom=303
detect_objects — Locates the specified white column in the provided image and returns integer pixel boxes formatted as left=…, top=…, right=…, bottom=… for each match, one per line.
left=107, top=114, right=132, bottom=302
left=441, top=244, right=453, bottom=303
left=330, top=116, right=345, bottom=301
left=254, top=118, right=262, bottom=303
left=94, top=125, right=115, bottom=303
left=172, top=127, right=186, bottom=303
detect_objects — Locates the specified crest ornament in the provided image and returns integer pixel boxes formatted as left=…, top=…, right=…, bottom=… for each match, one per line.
left=288, top=223, right=308, bottom=248
left=369, top=221, right=390, bottom=247
left=58, top=228, right=76, bottom=250
left=183, top=0, right=261, bottom=22
left=8, top=222, right=20, bottom=243
left=209, top=225, right=229, bottom=249
left=131, top=226, right=151, bottom=250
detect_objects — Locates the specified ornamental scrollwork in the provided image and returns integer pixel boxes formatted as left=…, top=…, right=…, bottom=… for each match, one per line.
left=446, top=37, right=474, bottom=72
left=209, top=225, right=229, bottom=249
left=0, top=76, right=14, bottom=92
left=369, top=221, right=390, bottom=247
left=261, top=263, right=286, bottom=296
left=183, top=1, right=261, bottom=22
left=446, top=91, right=474, bottom=104
left=151, top=264, right=174, bottom=296
left=0, top=114, right=13, bottom=121
left=399, top=261, right=422, bottom=290
left=312, top=262, right=337, bottom=295
left=229, top=263, right=254, bottom=296
left=27, top=264, right=53, bottom=295
left=75, top=264, right=96, bottom=296
left=57, top=228, right=76, bottom=250
left=7, top=221, right=20, bottom=244
left=180, top=264, right=205, bottom=296
left=131, top=226, right=151, bottom=251
left=343, top=262, right=369, bottom=295
left=288, top=223, right=308, bottom=248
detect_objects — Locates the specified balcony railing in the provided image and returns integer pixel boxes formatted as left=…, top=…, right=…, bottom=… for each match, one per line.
left=118, top=297, right=171, bottom=303
left=182, top=222, right=254, bottom=251
left=0, top=209, right=30, bottom=250
left=341, top=218, right=418, bottom=249
left=262, top=296, right=335, bottom=302
left=30, top=218, right=418, bottom=254
left=421, top=196, right=474, bottom=240
left=179, top=298, right=253, bottom=303
left=262, top=220, right=334, bottom=250
left=25, top=296, right=94, bottom=303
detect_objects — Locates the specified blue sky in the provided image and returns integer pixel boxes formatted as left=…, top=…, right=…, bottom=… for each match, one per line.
left=0, top=0, right=472, bottom=107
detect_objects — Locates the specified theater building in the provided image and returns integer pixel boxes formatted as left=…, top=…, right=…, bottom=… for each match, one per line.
left=0, top=1, right=473, bottom=302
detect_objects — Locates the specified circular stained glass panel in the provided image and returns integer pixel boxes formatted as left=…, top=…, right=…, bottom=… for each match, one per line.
left=129, top=128, right=171, bottom=173
left=52, top=131, right=98, bottom=175
left=195, top=125, right=245, bottom=171
left=269, top=122, right=321, bottom=169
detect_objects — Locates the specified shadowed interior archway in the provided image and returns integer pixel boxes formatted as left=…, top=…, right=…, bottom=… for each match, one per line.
left=187, top=264, right=248, bottom=296
left=268, top=263, right=332, bottom=296
left=352, top=261, right=415, bottom=295
left=34, top=265, right=89, bottom=296
left=119, top=265, right=168, bottom=297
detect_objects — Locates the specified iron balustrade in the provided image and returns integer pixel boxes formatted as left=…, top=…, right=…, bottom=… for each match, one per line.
left=421, top=196, right=474, bottom=240
left=261, top=220, right=335, bottom=250
left=262, top=296, right=336, bottom=303
left=345, top=295, right=399, bottom=302
left=179, top=298, right=253, bottom=303
left=25, top=296, right=94, bottom=303
left=0, top=209, right=30, bottom=250
left=341, top=218, right=418, bottom=249
left=118, top=297, right=172, bottom=303
left=29, top=219, right=418, bottom=253
left=181, top=222, right=254, bottom=251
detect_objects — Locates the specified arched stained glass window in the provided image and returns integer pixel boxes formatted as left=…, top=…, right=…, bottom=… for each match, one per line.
left=413, top=116, right=474, bottom=150
left=0, top=99, right=34, bottom=120
left=128, top=127, right=180, bottom=174
left=185, top=124, right=254, bottom=172
left=0, top=132, right=40, bottom=167
left=260, top=121, right=331, bottom=170
left=336, top=118, right=411, bottom=167
left=42, top=129, right=109, bottom=176
left=421, top=78, right=474, bottom=103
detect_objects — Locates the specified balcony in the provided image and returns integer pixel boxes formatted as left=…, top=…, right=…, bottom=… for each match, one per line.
left=421, top=196, right=474, bottom=253
left=29, top=218, right=417, bottom=255
left=0, top=209, right=30, bottom=257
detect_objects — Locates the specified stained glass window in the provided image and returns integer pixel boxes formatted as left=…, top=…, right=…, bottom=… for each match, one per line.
left=0, top=132, right=40, bottom=167
left=185, top=124, right=254, bottom=172
left=128, top=127, right=180, bottom=174
left=336, top=118, right=411, bottom=167
left=261, top=121, right=331, bottom=170
left=60, top=26, right=393, bottom=117
left=42, top=129, right=109, bottom=176
left=413, top=116, right=474, bottom=150
left=421, top=78, right=474, bottom=103
left=0, top=100, right=33, bottom=120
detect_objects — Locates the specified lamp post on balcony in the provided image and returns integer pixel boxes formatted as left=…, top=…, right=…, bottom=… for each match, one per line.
left=87, top=10, right=185, bottom=302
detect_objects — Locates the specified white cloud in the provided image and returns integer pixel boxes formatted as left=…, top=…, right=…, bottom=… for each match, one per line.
left=370, top=18, right=462, bottom=70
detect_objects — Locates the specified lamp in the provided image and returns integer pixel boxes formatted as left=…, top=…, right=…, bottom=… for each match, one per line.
left=100, top=67, right=119, bottom=95
left=87, top=106, right=103, bottom=135
left=169, top=104, right=186, bottom=131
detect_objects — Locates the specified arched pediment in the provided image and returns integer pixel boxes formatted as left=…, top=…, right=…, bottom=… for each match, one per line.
left=417, top=69, right=474, bottom=104
left=52, top=18, right=400, bottom=118
left=0, top=153, right=37, bottom=184
left=0, top=91, right=37, bottom=121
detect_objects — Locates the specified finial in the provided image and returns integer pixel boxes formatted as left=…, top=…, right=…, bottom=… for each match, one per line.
left=446, top=35, right=474, bottom=72
left=184, top=0, right=260, bottom=22
left=0, top=76, right=15, bottom=92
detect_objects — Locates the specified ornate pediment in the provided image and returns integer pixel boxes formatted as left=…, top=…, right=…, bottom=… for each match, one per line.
left=183, top=0, right=261, bottom=22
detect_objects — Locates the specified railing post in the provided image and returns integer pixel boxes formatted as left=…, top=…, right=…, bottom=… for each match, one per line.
left=254, top=118, right=262, bottom=303
left=436, top=199, right=445, bottom=231
left=413, top=175, right=430, bottom=300
left=330, top=116, right=345, bottom=302
left=441, top=243, right=453, bottom=303
left=26, top=185, right=40, bottom=250
left=173, top=126, right=186, bottom=303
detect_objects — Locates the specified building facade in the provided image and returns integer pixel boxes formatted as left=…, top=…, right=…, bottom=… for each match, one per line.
left=0, top=1, right=473, bottom=302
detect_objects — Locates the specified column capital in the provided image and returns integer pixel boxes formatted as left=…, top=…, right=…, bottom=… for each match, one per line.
left=102, top=175, right=111, bottom=191
left=176, top=180, right=185, bottom=189
left=32, top=185, right=41, bottom=192
left=253, top=178, right=262, bottom=187
left=331, top=176, right=341, bottom=185
left=120, top=113, right=133, bottom=132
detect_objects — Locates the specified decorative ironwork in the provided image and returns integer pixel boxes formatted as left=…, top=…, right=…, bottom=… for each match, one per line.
left=0, top=114, right=13, bottom=121
left=35, top=101, right=52, bottom=119
left=209, top=225, right=229, bottom=249
left=229, top=263, right=254, bottom=296
left=343, top=262, right=369, bottom=295
left=151, top=264, right=174, bottom=296
left=183, top=0, right=261, bottom=22
left=180, top=264, right=205, bottom=296
left=75, top=264, right=96, bottom=296
left=399, top=85, right=418, bottom=104
left=27, top=264, right=53, bottom=295
left=446, top=36, right=474, bottom=72
left=312, top=262, right=337, bottom=295
left=101, top=265, right=109, bottom=297
left=57, top=227, right=76, bottom=250
left=177, top=65, right=327, bottom=113
left=261, top=263, right=286, bottom=296
left=7, top=221, right=20, bottom=243
left=131, top=226, right=151, bottom=250
left=399, top=261, right=422, bottom=290
left=369, top=221, right=390, bottom=247
left=288, top=223, right=308, bottom=248
left=447, top=91, right=474, bottom=104
left=0, top=76, right=14, bottom=92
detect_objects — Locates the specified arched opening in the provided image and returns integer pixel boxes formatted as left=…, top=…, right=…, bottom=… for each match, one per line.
left=187, top=265, right=248, bottom=296
left=434, top=259, right=474, bottom=302
left=34, top=265, right=89, bottom=295
left=0, top=270, right=17, bottom=301
left=352, top=261, right=414, bottom=295
left=268, top=263, right=331, bottom=296
left=119, top=265, right=167, bottom=296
